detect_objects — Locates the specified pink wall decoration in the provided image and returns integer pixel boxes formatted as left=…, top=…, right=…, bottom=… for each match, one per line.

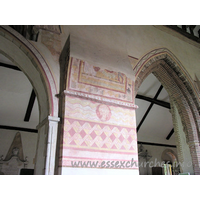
left=59, top=57, right=138, bottom=170
left=96, top=104, right=111, bottom=122
left=66, top=57, right=136, bottom=108
left=63, top=117, right=137, bottom=153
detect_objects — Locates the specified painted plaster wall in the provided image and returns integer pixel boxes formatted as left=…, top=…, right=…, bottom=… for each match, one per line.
left=29, top=25, right=200, bottom=105
left=0, top=129, right=38, bottom=171
left=59, top=57, right=139, bottom=174
left=3, top=25, right=198, bottom=175
left=60, top=25, right=200, bottom=80
left=30, top=31, right=61, bottom=93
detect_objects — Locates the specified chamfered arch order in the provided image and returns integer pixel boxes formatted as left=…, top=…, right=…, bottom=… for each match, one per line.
left=134, top=48, right=200, bottom=174
left=0, top=25, right=59, bottom=121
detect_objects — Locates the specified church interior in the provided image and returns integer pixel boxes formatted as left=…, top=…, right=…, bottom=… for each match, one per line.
left=0, top=25, right=200, bottom=175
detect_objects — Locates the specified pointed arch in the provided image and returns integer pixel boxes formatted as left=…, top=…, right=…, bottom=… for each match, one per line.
left=134, top=48, right=199, bottom=104
left=134, top=48, right=200, bottom=174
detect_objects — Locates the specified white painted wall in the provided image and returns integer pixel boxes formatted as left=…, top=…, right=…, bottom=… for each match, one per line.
left=58, top=25, right=200, bottom=80
left=32, top=25, right=200, bottom=90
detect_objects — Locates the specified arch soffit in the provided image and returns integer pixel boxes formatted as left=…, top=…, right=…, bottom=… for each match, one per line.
left=0, top=25, right=58, bottom=119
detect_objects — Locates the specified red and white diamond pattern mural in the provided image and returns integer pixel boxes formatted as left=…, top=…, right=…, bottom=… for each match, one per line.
left=63, top=118, right=137, bottom=153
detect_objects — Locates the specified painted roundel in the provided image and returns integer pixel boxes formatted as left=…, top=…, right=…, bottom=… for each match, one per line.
left=96, top=104, right=111, bottom=122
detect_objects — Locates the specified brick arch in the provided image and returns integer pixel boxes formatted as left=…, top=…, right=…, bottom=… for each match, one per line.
left=161, top=149, right=178, bottom=163
left=134, top=48, right=200, bottom=174
left=134, top=48, right=200, bottom=105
